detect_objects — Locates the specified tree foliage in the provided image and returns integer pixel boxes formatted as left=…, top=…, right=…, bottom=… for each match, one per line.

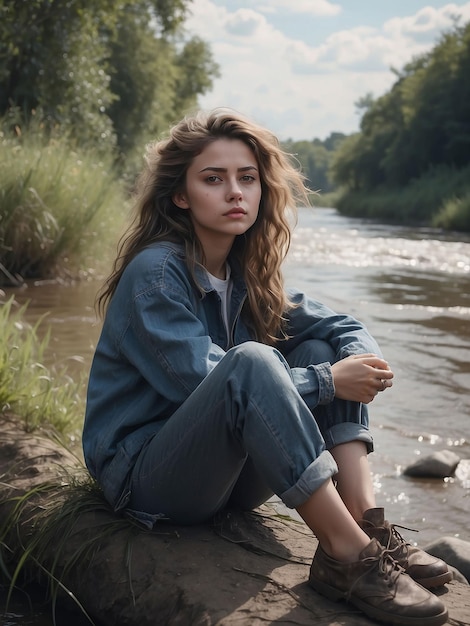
left=332, top=21, right=470, bottom=192
left=0, top=0, right=118, bottom=147
left=283, top=133, right=347, bottom=194
left=0, top=0, right=218, bottom=154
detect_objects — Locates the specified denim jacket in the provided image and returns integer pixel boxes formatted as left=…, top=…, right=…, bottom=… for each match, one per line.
left=83, top=241, right=381, bottom=510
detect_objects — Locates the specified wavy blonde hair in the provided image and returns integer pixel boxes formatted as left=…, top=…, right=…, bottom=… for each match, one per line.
left=98, top=108, right=310, bottom=344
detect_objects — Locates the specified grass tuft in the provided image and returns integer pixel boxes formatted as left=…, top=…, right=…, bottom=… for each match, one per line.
left=0, top=127, right=128, bottom=285
left=0, top=471, right=141, bottom=625
left=335, top=163, right=470, bottom=231
left=432, top=192, right=470, bottom=231
left=0, top=296, right=85, bottom=438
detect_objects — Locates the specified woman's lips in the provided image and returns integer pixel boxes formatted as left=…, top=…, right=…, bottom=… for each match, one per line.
left=225, top=207, right=246, bottom=217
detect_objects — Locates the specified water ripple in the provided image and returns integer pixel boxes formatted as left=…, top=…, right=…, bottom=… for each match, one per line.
left=291, top=228, right=470, bottom=275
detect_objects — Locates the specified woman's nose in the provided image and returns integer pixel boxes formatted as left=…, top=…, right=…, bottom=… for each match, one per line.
left=226, top=179, right=242, bottom=201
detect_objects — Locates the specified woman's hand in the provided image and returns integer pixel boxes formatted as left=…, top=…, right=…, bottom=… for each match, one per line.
left=331, top=353, right=393, bottom=404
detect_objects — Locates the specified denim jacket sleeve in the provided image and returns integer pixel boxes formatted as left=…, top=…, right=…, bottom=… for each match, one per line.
left=290, top=362, right=336, bottom=406
left=278, top=288, right=383, bottom=405
left=282, top=289, right=382, bottom=357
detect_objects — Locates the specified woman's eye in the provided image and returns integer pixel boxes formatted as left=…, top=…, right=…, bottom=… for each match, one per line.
left=206, top=175, right=221, bottom=183
left=241, top=175, right=255, bottom=182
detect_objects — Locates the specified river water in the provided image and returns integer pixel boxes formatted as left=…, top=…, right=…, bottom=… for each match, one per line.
left=2, top=207, right=470, bottom=624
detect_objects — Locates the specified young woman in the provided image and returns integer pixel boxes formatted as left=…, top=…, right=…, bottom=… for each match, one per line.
left=83, top=109, right=450, bottom=625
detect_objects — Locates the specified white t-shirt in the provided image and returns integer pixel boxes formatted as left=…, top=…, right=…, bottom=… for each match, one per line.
left=206, top=264, right=233, bottom=338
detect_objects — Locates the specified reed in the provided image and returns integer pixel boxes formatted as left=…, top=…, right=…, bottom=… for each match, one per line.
left=0, top=130, right=128, bottom=285
left=335, top=164, right=470, bottom=231
left=0, top=296, right=122, bottom=623
left=433, top=192, right=470, bottom=231
left=0, top=296, right=85, bottom=437
left=0, top=471, right=139, bottom=626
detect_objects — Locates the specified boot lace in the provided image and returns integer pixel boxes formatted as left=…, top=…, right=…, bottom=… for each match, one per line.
left=347, top=549, right=404, bottom=600
left=386, top=522, right=419, bottom=561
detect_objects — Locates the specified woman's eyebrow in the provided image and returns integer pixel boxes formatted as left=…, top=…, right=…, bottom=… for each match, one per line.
left=198, top=165, right=259, bottom=173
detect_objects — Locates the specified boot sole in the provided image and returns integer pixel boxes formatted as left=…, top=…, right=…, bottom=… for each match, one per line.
left=414, top=571, right=453, bottom=589
left=309, top=575, right=449, bottom=626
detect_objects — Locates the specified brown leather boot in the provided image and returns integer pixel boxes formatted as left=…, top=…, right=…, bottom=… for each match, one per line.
left=309, top=538, right=448, bottom=626
left=359, top=508, right=452, bottom=588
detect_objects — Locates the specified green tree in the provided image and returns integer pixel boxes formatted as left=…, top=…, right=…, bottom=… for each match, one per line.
left=283, top=134, right=347, bottom=193
left=173, top=36, right=218, bottom=115
left=0, top=0, right=117, bottom=148
left=332, top=21, right=470, bottom=192
left=107, top=12, right=178, bottom=155
left=330, top=133, right=364, bottom=191
left=359, top=87, right=406, bottom=186
left=0, top=0, right=218, bottom=153
left=108, top=20, right=218, bottom=156
left=398, top=21, right=470, bottom=173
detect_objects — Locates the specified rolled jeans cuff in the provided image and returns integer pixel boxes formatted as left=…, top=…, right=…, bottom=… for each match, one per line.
left=326, top=422, right=374, bottom=454
left=280, top=450, right=338, bottom=509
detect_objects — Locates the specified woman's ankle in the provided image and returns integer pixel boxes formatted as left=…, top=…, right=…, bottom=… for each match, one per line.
left=321, top=531, right=371, bottom=563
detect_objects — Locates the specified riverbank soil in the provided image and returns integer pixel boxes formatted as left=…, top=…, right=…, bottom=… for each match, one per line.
left=0, top=414, right=469, bottom=626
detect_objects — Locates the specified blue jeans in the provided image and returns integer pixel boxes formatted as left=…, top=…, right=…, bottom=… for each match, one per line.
left=128, top=340, right=373, bottom=524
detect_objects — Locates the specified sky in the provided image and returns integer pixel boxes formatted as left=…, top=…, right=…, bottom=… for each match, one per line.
left=184, top=1, right=470, bottom=141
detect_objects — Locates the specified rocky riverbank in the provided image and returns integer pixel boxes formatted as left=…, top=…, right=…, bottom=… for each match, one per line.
left=0, top=413, right=469, bottom=625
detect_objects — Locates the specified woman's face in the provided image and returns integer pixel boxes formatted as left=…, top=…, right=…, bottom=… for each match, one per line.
left=172, top=138, right=262, bottom=254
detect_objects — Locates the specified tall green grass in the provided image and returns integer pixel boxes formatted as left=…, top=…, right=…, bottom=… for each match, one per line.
left=433, top=192, right=470, bottom=231
left=335, top=164, right=470, bottom=232
left=0, top=295, right=105, bottom=622
left=0, top=128, right=128, bottom=285
left=0, top=152, right=123, bottom=614
left=0, top=296, right=85, bottom=438
left=0, top=475, right=117, bottom=626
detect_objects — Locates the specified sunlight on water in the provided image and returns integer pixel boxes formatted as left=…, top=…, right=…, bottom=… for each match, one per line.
left=291, top=226, right=470, bottom=275
left=395, top=303, right=470, bottom=317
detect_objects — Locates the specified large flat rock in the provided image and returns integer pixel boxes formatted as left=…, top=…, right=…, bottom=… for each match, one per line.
left=1, top=414, right=469, bottom=625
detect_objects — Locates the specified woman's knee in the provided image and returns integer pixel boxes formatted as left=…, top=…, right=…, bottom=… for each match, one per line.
left=225, top=341, right=289, bottom=371
left=221, top=342, right=293, bottom=390
left=286, top=339, right=336, bottom=368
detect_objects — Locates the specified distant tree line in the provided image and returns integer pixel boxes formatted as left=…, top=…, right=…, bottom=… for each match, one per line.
left=331, top=21, right=470, bottom=190
left=328, top=20, right=470, bottom=230
left=283, top=133, right=346, bottom=196
left=284, top=21, right=470, bottom=230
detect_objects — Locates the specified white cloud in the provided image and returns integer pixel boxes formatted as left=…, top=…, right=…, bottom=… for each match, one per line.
left=255, top=0, right=341, bottom=16
left=185, top=0, right=228, bottom=41
left=225, top=9, right=266, bottom=36
left=312, top=27, right=428, bottom=72
left=184, top=2, right=470, bottom=140
left=385, top=3, right=470, bottom=38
